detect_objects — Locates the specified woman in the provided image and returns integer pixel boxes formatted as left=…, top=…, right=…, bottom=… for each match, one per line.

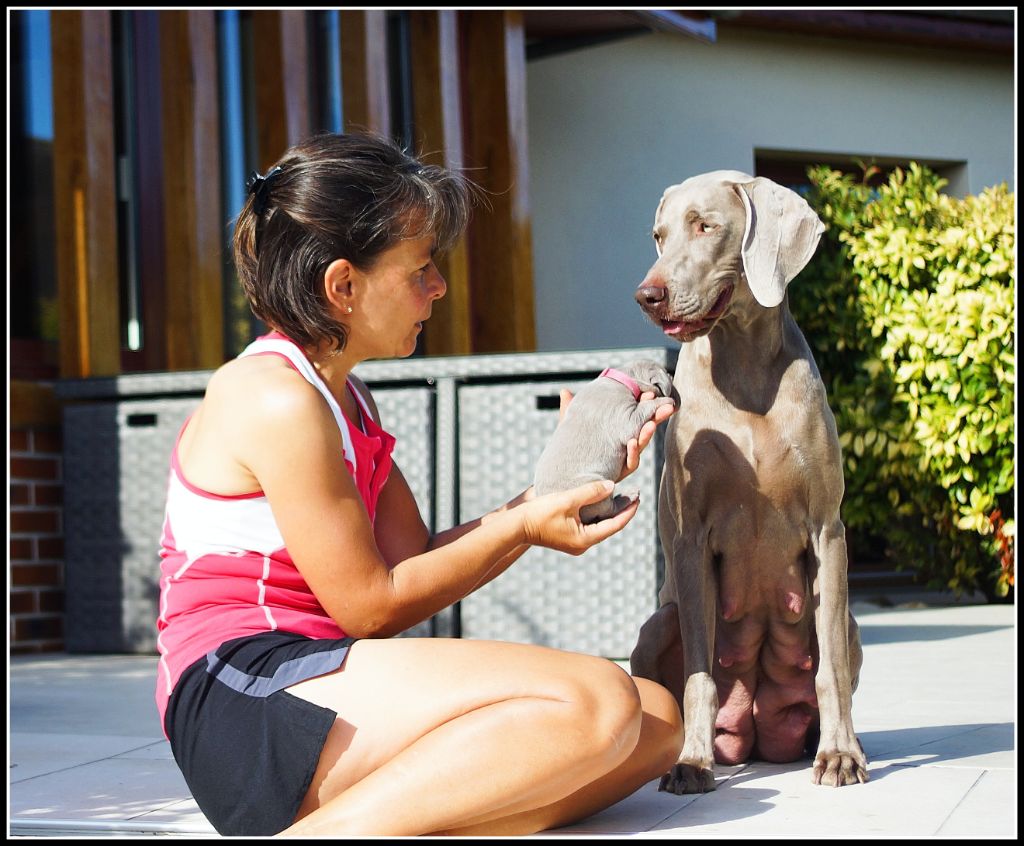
left=156, top=131, right=682, bottom=837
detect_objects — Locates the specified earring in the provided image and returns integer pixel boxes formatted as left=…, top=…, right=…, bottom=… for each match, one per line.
left=344, top=306, right=352, bottom=314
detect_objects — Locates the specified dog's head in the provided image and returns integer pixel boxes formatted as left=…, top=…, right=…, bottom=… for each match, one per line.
left=635, top=170, right=825, bottom=342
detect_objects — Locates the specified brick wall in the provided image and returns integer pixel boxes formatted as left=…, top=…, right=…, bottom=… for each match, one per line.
left=10, top=423, right=65, bottom=653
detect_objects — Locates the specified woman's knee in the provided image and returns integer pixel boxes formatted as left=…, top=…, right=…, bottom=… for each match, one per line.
left=558, top=657, right=644, bottom=765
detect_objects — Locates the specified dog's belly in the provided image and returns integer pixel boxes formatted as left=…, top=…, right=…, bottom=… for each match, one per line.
left=713, top=612, right=818, bottom=765
left=711, top=513, right=818, bottom=765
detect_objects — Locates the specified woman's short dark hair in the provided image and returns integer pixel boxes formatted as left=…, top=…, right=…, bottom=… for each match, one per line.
left=233, top=131, right=476, bottom=352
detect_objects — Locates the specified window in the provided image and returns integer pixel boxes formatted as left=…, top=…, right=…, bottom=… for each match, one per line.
left=755, top=149, right=967, bottom=197
left=113, top=11, right=168, bottom=373
left=112, top=12, right=143, bottom=354
left=388, top=11, right=414, bottom=151
left=10, top=10, right=58, bottom=379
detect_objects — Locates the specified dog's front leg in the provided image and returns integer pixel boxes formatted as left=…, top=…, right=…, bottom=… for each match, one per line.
left=810, top=519, right=869, bottom=786
left=662, top=536, right=719, bottom=794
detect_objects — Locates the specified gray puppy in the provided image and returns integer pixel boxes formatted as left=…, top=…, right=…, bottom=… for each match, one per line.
left=533, top=360, right=676, bottom=523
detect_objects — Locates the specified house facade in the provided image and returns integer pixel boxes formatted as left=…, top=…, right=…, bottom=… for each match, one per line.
left=527, top=11, right=1015, bottom=351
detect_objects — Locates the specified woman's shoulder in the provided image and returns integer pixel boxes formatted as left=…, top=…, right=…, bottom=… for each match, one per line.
left=206, top=353, right=328, bottom=425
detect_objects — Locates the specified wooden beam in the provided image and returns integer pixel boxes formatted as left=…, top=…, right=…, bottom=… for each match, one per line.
left=50, top=11, right=121, bottom=378
left=461, top=11, right=536, bottom=353
left=339, top=10, right=391, bottom=137
left=252, top=10, right=312, bottom=166
left=410, top=10, right=472, bottom=357
left=159, top=10, right=224, bottom=370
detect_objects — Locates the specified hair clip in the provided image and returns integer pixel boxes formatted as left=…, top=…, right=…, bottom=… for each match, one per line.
left=246, top=165, right=283, bottom=216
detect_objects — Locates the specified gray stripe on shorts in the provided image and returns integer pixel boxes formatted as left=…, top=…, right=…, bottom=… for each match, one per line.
left=206, top=646, right=350, bottom=698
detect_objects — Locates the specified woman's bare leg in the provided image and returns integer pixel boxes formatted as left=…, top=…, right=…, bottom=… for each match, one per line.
left=277, top=638, right=676, bottom=837
left=437, top=677, right=684, bottom=836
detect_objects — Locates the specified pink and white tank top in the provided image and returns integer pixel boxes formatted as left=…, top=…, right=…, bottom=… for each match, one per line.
left=154, top=333, right=395, bottom=733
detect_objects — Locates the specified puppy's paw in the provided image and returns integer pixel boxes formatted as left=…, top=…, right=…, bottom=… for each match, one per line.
left=811, top=746, right=869, bottom=786
left=629, top=360, right=673, bottom=398
left=658, top=761, right=716, bottom=794
left=614, top=488, right=640, bottom=508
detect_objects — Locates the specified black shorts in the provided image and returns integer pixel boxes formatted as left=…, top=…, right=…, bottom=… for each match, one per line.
left=164, top=630, right=357, bottom=836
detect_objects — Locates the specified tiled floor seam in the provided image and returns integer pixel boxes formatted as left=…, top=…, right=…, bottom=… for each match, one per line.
left=933, top=769, right=988, bottom=836
left=8, top=740, right=168, bottom=785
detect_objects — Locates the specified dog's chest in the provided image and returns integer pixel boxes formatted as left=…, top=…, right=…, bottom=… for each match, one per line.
left=667, top=394, right=814, bottom=603
left=673, top=399, right=809, bottom=513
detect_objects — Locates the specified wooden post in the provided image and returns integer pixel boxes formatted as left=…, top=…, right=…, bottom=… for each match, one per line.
left=460, top=11, right=536, bottom=353
left=252, top=10, right=312, bottom=166
left=410, top=10, right=472, bottom=356
left=160, top=10, right=224, bottom=370
left=50, top=10, right=121, bottom=377
left=339, top=10, right=391, bottom=137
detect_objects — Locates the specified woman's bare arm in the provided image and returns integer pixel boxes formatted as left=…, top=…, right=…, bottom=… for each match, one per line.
left=240, top=371, right=635, bottom=639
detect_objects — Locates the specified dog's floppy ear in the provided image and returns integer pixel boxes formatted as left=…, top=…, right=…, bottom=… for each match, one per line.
left=734, top=177, right=825, bottom=308
left=652, top=189, right=672, bottom=256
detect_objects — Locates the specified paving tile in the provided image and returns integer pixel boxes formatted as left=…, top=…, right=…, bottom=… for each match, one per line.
left=649, top=762, right=1004, bottom=837
left=545, top=778, right=703, bottom=835
left=9, top=756, right=193, bottom=821
left=864, top=722, right=1015, bottom=771
left=9, top=732, right=166, bottom=782
left=10, top=654, right=164, bottom=739
left=113, top=740, right=176, bottom=761
left=937, top=769, right=1019, bottom=836
left=132, top=798, right=218, bottom=834
left=7, top=603, right=1016, bottom=838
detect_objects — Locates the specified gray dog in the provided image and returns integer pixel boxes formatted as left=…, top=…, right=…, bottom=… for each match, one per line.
left=630, top=171, right=868, bottom=793
left=533, top=360, right=676, bottom=524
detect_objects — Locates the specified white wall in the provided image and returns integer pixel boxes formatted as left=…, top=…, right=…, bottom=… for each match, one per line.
left=525, top=28, right=1015, bottom=352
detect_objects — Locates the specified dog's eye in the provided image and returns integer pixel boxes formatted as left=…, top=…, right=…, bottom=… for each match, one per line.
left=699, top=222, right=718, bottom=234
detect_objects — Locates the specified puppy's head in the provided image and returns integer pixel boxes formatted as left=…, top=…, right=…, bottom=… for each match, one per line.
left=635, top=171, right=824, bottom=343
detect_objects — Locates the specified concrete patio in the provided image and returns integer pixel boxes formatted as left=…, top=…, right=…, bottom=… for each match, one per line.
left=8, top=596, right=1017, bottom=838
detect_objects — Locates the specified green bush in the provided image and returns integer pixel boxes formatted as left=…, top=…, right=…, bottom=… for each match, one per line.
left=792, top=163, right=1015, bottom=598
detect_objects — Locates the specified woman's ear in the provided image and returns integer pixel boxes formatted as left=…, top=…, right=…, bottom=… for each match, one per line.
left=323, top=258, right=355, bottom=315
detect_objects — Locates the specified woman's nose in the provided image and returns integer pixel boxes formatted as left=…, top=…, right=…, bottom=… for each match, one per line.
left=429, top=266, right=447, bottom=300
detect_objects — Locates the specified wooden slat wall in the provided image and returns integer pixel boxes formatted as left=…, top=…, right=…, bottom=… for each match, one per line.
left=47, top=9, right=538, bottom=375
left=461, top=11, right=537, bottom=353
left=253, top=10, right=312, bottom=167
left=160, top=10, right=224, bottom=371
left=50, top=10, right=120, bottom=378
left=339, top=10, right=391, bottom=137
left=410, top=10, right=473, bottom=357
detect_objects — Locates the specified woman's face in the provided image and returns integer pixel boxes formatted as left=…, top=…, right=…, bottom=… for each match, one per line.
left=350, top=234, right=447, bottom=360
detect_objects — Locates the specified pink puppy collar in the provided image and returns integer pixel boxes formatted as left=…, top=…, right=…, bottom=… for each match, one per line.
left=600, top=368, right=642, bottom=401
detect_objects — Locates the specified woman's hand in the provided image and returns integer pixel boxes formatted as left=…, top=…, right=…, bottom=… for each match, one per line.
left=519, top=479, right=639, bottom=555
left=558, top=387, right=677, bottom=482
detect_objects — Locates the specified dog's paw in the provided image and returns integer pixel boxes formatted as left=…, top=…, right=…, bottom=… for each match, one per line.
left=811, top=747, right=870, bottom=786
left=658, top=762, right=716, bottom=794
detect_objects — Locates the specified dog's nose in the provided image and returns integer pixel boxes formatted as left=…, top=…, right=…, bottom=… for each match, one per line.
left=635, top=283, right=667, bottom=306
